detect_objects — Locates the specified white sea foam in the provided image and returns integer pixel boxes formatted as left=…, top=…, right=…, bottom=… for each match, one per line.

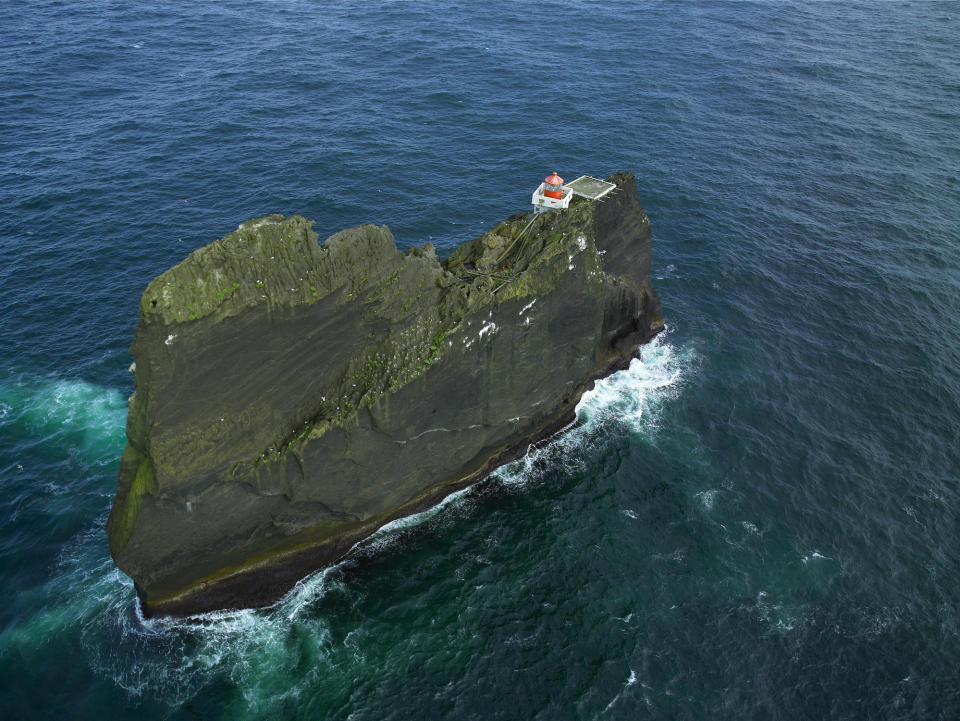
left=344, top=483, right=476, bottom=559
left=603, top=667, right=642, bottom=712
left=751, top=589, right=806, bottom=634
left=0, top=377, right=127, bottom=456
left=486, top=331, right=688, bottom=494
left=695, top=489, right=718, bottom=510
left=92, top=566, right=340, bottom=710
left=575, top=330, right=687, bottom=435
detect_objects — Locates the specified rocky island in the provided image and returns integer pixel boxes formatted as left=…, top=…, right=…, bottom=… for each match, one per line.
left=107, top=172, right=662, bottom=617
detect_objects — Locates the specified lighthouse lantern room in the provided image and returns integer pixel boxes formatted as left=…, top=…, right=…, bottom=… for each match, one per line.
left=532, top=171, right=573, bottom=213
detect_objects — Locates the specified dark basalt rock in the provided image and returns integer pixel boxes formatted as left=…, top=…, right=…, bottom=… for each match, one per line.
left=107, top=172, right=663, bottom=617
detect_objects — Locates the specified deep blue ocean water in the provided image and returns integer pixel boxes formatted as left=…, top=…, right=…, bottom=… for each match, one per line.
left=2, top=1, right=959, bottom=718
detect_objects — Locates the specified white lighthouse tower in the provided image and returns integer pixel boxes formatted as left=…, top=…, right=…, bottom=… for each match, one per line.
left=531, top=171, right=573, bottom=213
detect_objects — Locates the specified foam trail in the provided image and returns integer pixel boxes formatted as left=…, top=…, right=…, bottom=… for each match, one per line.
left=0, top=376, right=127, bottom=459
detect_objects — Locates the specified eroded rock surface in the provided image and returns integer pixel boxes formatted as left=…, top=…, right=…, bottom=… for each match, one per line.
left=108, top=172, right=662, bottom=616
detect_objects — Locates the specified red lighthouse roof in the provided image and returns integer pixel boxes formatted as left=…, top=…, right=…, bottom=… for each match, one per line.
left=544, top=172, right=564, bottom=186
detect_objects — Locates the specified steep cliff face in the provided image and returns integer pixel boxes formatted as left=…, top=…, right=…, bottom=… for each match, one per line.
left=107, top=172, right=662, bottom=616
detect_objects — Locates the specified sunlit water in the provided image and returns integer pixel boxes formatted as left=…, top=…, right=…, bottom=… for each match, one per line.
left=1, top=1, right=959, bottom=719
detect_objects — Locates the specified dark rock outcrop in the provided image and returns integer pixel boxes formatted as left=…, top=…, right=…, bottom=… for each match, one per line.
left=107, top=172, right=662, bottom=616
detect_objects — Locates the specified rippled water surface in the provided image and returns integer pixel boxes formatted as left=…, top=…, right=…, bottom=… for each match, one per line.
left=2, top=1, right=959, bottom=719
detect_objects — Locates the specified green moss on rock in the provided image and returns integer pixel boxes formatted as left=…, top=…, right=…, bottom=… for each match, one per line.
left=107, top=445, right=157, bottom=555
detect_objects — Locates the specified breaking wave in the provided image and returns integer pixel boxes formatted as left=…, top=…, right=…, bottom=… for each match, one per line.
left=576, top=330, right=687, bottom=434
left=493, top=329, right=690, bottom=487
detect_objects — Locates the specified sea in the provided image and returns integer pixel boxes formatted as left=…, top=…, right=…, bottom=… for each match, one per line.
left=1, top=1, right=958, bottom=719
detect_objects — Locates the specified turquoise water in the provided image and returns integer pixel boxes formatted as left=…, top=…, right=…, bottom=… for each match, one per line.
left=1, top=1, right=959, bottom=718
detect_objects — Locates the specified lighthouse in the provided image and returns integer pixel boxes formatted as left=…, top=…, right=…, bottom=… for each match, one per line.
left=543, top=171, right=563, bottom=199
left=532, top=171, right=573, bottom=213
